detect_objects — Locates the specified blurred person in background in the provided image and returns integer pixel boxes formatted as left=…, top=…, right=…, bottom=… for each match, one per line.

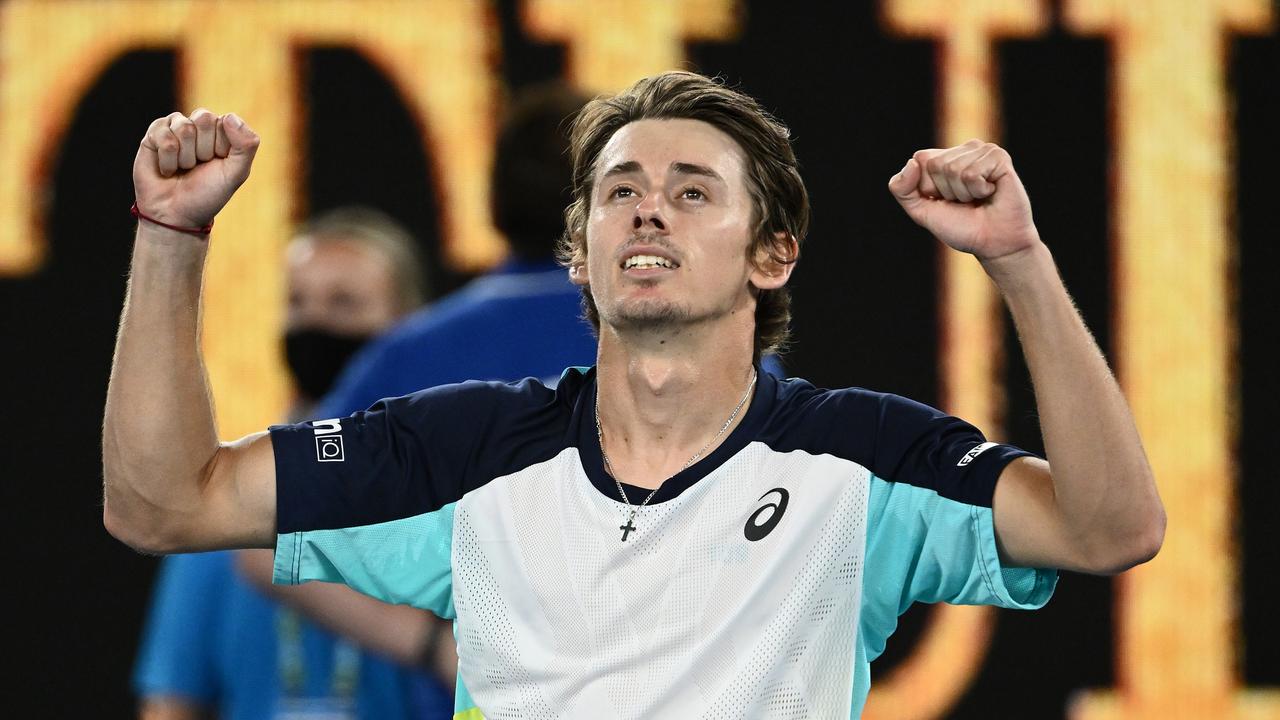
left=131, top=207, right=455, bottom=720
left=234, top=81, right=597, bottom=699
left=317, top=81, right=599, bottom=406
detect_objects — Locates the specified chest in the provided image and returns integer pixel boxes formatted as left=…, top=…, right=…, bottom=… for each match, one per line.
left=450, top=444, right=872, bottom=718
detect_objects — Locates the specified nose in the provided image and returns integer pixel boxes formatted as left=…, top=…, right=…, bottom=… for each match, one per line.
left=633, top=192, right=667, bottom=232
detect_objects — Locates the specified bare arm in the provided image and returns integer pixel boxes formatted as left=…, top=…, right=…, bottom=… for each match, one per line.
left=103, top=109, right=274, bottom=554
left=889, top=141, right=1165, bottom=574
left=139, top=698, right=213, bottom=720
left=237, top=550, right=458, bottom=688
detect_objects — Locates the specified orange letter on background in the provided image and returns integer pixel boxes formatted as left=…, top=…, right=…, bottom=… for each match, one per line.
left=1062, top=0, right=1278, bottom=718
left=0, top=0, right=501, bottom=438
left=522, top=0, right=740, bottom=92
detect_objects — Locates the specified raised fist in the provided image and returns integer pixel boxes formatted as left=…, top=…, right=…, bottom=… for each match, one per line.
left=888, top=139, right=1040, bottom=262
left=133, top=109, right=260, bottom=230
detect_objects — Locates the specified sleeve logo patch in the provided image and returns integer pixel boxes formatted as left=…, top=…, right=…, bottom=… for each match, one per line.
left=957, top=441, right=998, bottom=467
left=311, top=418, right=344, bottom=462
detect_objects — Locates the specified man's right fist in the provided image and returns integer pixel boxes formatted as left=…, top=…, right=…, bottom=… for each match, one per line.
left=133, top=109, right=260, bottom=230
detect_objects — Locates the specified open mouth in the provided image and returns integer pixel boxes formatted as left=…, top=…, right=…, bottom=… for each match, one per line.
left=622, top=254, right=679, bottom=270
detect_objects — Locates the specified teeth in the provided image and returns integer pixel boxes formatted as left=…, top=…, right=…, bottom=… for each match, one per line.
left=624, top=254, right=675, bottom=270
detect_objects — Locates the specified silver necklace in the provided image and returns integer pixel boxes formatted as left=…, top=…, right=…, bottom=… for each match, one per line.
left=595, top=368, right=758, bottom=541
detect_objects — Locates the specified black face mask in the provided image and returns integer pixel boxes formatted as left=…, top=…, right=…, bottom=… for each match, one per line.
left=283, top=328, right=372, bottom=402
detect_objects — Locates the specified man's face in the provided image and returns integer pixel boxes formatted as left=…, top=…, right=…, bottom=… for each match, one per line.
left=576, top=118, right=767, bottom=333
left=286, top=236, right=399, bottom=336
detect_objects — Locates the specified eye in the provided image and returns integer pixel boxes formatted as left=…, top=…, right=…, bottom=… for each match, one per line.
left=680, top=187, right=706, bottom=201
left=609, top=185, right=636, bottom=200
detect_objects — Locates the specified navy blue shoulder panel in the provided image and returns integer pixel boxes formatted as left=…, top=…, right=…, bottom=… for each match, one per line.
left=756, top=375, right=1035, bottom=508
left=271, top=369, right=588, bottom=534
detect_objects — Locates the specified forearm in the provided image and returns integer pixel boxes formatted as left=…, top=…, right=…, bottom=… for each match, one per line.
left=103, top=225, right=220, bottom=552
left=140, top=697, right=213, bottom=720
left=237, top=550, right=456, bottom=686
left=985, top=242, right=1164, bottom=570
left=279, top=583, right=450, bottom=679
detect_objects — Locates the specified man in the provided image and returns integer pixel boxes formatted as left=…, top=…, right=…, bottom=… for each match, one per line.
left=104, top=72, right=1165, bottom=718
left=130, top=208, right=453, bottom=719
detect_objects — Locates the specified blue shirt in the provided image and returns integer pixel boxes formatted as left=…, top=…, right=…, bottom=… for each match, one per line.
left=133, top=550, right=450, bottom=720
left=318, top=258, right=598, bottom=418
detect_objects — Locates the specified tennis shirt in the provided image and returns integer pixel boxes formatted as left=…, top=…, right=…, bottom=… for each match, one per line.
left=270, top=366, right=1057, bottom=719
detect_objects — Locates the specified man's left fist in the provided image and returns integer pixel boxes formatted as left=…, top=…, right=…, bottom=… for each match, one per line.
left=888, top=139, right=1041, bottom=262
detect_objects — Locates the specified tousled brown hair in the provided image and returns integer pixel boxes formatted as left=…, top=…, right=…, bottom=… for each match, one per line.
left=556, top=71, right=809, bottom=359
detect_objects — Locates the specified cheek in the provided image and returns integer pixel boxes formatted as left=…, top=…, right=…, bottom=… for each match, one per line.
left=704, top=216, right=755, bottom=264
left=583, top=222, right=613, bottom=276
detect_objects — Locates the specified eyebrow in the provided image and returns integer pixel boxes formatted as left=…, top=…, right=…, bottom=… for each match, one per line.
left=600, top=160, right=724, bottom=183
left=602, top=160, right=642, bottom=179
left=671, top=162, right=723, bottom=182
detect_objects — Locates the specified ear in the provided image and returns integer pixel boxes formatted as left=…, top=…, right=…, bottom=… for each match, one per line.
left=749, top=231, right=798, bottom=291
left=569, top=262, right=590, bottom=287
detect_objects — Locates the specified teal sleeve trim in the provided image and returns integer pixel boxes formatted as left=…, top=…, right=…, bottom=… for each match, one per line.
left=859, top=476, right=1058, bottom=667
left=273, top=532, right=303, bottom=585
left=970, top=504, right=1057, bottom=610
left=271, top=501, right=457, bottom=619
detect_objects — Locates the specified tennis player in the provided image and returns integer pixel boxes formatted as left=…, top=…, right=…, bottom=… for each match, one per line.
left=104, top=71, right=1164, bottom=718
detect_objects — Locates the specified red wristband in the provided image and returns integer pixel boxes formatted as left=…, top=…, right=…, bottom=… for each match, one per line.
left=130, top=202, right=214, bottom=235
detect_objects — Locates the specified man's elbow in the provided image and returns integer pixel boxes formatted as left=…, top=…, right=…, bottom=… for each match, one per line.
left=102, top=490, right=188, bottom=556
left=102, top=447, right=230, bottom=554
left=103, top=504, right=162, bottom=555
left=101, top=453, right=167, bottom=553
left=1084, top=504, right=1167, bottom=575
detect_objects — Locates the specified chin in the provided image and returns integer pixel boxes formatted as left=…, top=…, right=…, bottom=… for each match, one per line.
left=608, top=298, right=694, bottom=330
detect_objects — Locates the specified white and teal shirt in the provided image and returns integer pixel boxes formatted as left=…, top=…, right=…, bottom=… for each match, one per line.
left=270, top=366, right=1056, bottom=719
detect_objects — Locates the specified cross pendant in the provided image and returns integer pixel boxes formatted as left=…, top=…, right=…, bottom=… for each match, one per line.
left=620, top=512, right=637, bottom=541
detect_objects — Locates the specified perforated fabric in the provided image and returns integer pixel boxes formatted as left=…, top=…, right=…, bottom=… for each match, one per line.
left=451, top=444, right=868, bottom=719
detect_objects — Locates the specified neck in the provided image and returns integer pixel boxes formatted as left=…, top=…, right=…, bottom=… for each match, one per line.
left=594, top=317, right=757, bottom=490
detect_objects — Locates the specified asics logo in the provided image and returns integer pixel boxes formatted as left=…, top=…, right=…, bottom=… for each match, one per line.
left=744, top=488, right=789, bottom=542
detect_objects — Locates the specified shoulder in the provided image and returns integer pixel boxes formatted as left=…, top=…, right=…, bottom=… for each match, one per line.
left=760, top=376, right=942, bottom=453
left=272, top=370, right=592, bottom=532
left=366, top=368, right=584, bottom=424
left=758, top=375, right=1022, bottom=503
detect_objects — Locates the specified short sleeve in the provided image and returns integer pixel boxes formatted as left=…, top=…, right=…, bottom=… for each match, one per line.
left=863, top=392, right=1036, bottom=507
left=775, top=388, right=1059, bottom=664
left=269, top=386, right=477, bottom=618
left=132, top=552, right=228, bottom=703
left=858, top=476, right=1058, bottom=662
left=765, top=384, right=1036, bottom=508
left=269, top=378, right=570, bottom=618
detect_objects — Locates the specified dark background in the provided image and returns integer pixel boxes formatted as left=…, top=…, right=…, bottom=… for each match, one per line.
left=2, top=1, right=1276, bottom=717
